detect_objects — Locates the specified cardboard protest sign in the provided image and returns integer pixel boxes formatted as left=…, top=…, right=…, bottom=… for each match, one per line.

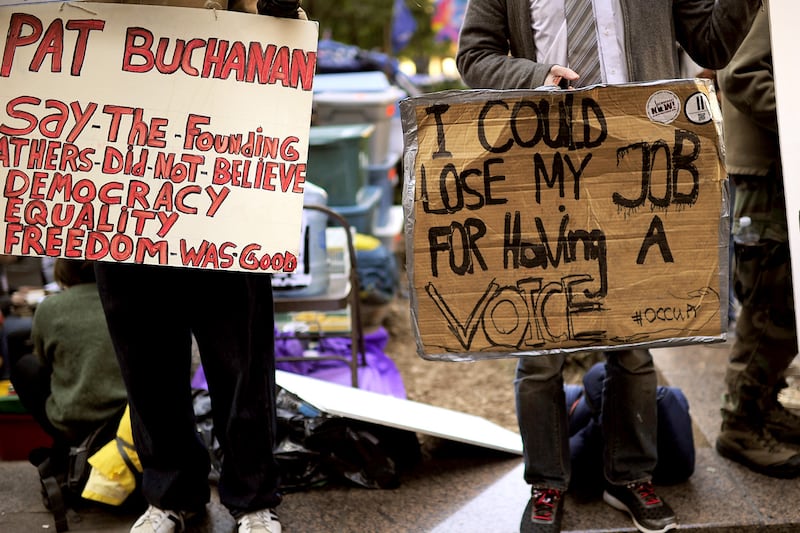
left=0, top=2, right=318, bottom=273
left=401, top=80, right=728, bottom=360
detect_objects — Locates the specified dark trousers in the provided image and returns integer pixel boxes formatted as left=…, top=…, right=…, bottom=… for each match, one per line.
left=10, top=352, right=67, bottom=446
left=723, top=175, right=796, bottom=424
left=94, top=262, right=281, bottom=514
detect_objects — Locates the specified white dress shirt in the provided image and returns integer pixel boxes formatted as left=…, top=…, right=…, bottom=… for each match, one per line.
left=529, top=0, right=629, bottom=83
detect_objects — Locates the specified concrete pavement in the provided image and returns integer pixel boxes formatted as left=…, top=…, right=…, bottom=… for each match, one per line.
left=2, top=337, right=800, bottom=532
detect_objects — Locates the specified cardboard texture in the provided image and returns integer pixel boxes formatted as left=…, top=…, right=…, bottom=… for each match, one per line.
left=0, top=2, right=318, bottom=273
left=401, top=80, right=729, bottom=360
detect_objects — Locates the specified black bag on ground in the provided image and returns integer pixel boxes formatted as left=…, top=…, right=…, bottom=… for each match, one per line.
left=28, top=406, right=141, bottom=532
left=195, top=386, right=422, bottom=491
left=274, top=386, right=421, bottom=491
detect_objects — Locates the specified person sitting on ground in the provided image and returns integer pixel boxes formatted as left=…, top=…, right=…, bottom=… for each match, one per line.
left=0, top=254, right=53, bottom=379
left=565, top=363, right=695, bottom=495
left=9, top=258, right=127, bottom=451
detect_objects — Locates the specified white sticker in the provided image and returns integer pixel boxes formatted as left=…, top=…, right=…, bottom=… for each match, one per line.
left=646, top=90, right=681, bottom=124
left=684, top=92, right=713, bottom=124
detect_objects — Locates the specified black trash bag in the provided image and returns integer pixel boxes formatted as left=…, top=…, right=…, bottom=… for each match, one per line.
left=192, top=388, right=223, bottom=483
left=273, top=388, right=329, bottom=491
left=192, top=386, right=421, bottom=491
left=274, top=386, right=420, bottom=491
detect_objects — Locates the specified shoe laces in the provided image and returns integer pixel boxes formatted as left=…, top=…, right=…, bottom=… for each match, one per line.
left=755, top=427, right=786, bottom=453
left=767, top=403, right=800, bottom=425
left=133, top=506, right=184, bottom=531
left=630, top=481, right=661, bottom=506
left=237, top=509, right=281, bottom=533
left=531, top=488, right=561, bottom=521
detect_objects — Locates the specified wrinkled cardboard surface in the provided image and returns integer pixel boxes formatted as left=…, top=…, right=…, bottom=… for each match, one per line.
left=401, top=80, right=728, bottom=360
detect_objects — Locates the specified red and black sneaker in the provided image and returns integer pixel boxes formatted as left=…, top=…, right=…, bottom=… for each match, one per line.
left=520, top=487, right=564, bottom=533
left=603, top=481, right=677, bottom=533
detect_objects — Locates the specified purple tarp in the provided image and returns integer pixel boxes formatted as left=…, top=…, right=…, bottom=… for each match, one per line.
left=191, top=327, right=406, bottom=399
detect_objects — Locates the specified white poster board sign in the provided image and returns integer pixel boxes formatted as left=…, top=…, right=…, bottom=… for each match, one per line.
left=0, top=2, right=318, bottom=273
left=275, top=370, right=523, bottom=455
left=770, top=2, right=800, bottom=350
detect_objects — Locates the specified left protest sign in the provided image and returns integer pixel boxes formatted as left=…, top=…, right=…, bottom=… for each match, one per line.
left=0, top=2, right=318, bottom=273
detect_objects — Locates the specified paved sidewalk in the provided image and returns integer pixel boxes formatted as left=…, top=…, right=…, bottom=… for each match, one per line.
left=2, top=338, right=800, bottom=532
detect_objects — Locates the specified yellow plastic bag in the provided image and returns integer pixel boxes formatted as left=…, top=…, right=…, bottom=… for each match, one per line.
left=81, top=406, right=142, bottom=506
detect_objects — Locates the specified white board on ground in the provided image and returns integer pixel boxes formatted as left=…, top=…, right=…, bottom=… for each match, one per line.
left=275, top=370, right=523, bottom=455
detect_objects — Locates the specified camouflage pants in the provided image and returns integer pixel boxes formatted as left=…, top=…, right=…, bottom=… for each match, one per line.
left=722, top=174, right=797, bottom=424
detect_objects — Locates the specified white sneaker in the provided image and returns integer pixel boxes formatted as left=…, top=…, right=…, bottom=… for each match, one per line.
left=236, top=509, right=282, bottom=533
left=130, top=505, right=195, bottom=533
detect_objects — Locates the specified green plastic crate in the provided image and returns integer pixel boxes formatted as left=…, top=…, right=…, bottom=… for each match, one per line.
left=306, top=123, right=374, bottom=206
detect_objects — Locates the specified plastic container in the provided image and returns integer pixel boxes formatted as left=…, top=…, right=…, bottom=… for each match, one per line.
left=0, top=413, right=53, bottom=460
left=0, top=384, right=53, bottom=461
left=313, top=71, right=406, bottom=165
left=306, top=123, right=374, bottom=206
left=331, top=185, right=382, bottom=235
left=271, top=182, right=330, bottom=298
left=367, top=151, right=401, bottom=228
left=372, top=205, right=405, bottom=253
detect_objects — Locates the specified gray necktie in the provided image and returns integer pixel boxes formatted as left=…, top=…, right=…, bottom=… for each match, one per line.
left=565, top=0, right=602, bottom=87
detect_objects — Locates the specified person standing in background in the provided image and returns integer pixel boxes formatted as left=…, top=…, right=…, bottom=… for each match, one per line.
left=715, top=1, right=800, bottom=479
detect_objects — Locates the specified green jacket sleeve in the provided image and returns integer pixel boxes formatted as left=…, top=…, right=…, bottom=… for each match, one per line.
left=717, top=8, right=777, bottom=135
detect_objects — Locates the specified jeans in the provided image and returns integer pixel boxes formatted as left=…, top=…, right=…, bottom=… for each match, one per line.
left=516, top=349, right=657, bottom=490
left=95, top=262, right=281, bottom=514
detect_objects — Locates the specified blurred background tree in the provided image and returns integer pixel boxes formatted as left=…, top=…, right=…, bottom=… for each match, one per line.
left=303, top=0, right=459, bottom=78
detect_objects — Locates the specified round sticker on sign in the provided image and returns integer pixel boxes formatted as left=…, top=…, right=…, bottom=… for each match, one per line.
left=684, top=92, right=713, bottom=124
left=646, top=90, right=681, bottom=124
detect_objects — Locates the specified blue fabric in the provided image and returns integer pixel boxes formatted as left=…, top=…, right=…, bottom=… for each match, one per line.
left=316, top=39, right=400, bottom=75
left=391, top=0, right=417, bottom=53
left=356, top=246, right=398, bottom=304
left=568, top=363, right=695, bottom=487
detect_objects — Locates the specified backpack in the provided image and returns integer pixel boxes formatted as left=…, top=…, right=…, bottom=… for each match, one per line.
left=567, top=363, right=695, bottom=494
left=28, top=406, right=139, bottom=532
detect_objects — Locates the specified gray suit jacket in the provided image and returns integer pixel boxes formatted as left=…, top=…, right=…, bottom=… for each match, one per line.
left=456, top=0, right=763, bottom=89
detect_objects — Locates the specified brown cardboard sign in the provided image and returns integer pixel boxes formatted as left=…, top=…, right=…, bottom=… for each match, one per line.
left=400, top=80, right=728, bottom=360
